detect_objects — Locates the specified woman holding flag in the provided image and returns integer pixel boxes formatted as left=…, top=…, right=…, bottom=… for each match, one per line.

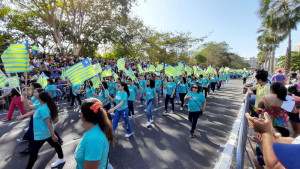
left=144, top=79, right=156, bottom=127
left=83, top=80, right=95, bottom=99
left=127, top=78, right=139, bottom=118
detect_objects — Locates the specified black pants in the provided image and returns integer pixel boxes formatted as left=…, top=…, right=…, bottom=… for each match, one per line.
left=128, top=100, right=134, bottom=116
left=243, top=78, right=246, bottom=85
left=103, top=104, right=112, bottom=121
left=188, top=111, right=202, bottom=134
left=203, top=87, right=208, bottom=98
left=26, top=137, right=64, bottom=169
left=165, top=94, right=174, bottom=111
left=211, top=82, right=217, bottom=92
left=70, top=94, right=81, bottom=106
left=67, top=87, right=72, bottom=102
left=179, top=93, right=186, bottom=108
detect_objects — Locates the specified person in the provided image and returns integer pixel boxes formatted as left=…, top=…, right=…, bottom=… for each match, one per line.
left=84, top=80, right=96, bottom=99
left=178, top=77, right=189, bottom=111
left=138, top=75, right=146, bottom=107
left=1, top=83, right=12, bottom=110
left=163, top=76, right=176, bottom=115
left=184, top=83, right=206, bottom=138
left=75, top=98, right=113, bottom=169
left=69, top=83, right=82, bottom=108
left=144, top=79, right=156, bottom=127
left=271, top=70, right=286, bottom=83
left=202, top=74, right=210, bottom=98
left=3, top=89, right=27, bottom=121
left=45, top=79, right=57, bottom=99
left=154, top=76, right=162, bottom=110
left=26, top=91, right=65, bottom=169
left=106, top=82, right=133, bottom=138
left=30, top=40, right=40, bottom=56
left=127, top=78, right=139, bottom=118
left=242, top=72, right=248, bottom=85
left=94, top=81, right=111, bottom=120
left=108, top=77, right=117, bottom=98
left=210, top=74, right=218, bottom=93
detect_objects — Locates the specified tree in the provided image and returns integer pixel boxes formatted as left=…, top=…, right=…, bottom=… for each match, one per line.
left=195, top=53, right=207, bottom=65
left=276, top=52, right=300, bottom=71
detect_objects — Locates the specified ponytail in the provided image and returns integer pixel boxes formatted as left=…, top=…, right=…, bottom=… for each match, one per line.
left=38, top=91, right=58, bottom=121
left=121, top=82, right=130, bottom=97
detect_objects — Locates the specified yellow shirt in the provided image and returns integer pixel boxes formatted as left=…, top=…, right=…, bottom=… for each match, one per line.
left=255, top=83, right=270, bottom=108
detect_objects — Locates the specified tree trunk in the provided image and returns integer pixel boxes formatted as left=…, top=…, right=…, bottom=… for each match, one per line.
left=284, top=31, right=291, bottom=76
left=72, top=43, right=83, bottom=56
left=267, top=55, right=271, bottom=72
left=271, top=47, right=275, bottom=74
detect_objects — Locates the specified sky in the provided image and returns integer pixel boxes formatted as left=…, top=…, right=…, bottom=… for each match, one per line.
left=131, top=0, right=300, bottom=59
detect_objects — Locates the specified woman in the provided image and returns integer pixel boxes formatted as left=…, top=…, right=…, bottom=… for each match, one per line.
left=4, top=88, right=27, bottom=121
left=106, top=82, right=133, bottom=138
left=202, top=74, right=211, bottom=98
left=94, top=81, right=111, bottom=120
left=163, top=76, right=176, bottom=115
left=138, top=75, right=146, bottom=107
left=178, top=77, right=189, bottom=111
left=75, top=98, right=113, bottom=169
left=108, top=77, right=117, bottom=98
left=127, top=78, right=139, bottom=118
left=45, top=79, right=57, bottom=99
left=184, top=83, right=206, bottom=138
left=154, top=76, right=162, bottom=109
left=69, top=83, right=82, bottom=108
left=26, top=92, right=65, bottom=169
left=84, top=80, right=96, bottom=99
left=144, top=79, right=156, bottom=127
left=210, top=74, right=218, bottom=93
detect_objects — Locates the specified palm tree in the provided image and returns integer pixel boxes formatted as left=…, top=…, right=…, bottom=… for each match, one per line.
left=259, top=0, right=300, bottom=75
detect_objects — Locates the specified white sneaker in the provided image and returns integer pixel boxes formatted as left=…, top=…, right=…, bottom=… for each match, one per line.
left=132, top=115, right=135, bottom=118
left=110, top=113, right=115, bottom=116
left=17, top=138, right=25, bottom=143
left=24, top=127, right=29, bottom=132
left=128, top=115, right=132, bottom=119
left=180, top=107, right=183, bottom=111
left=175, top=101, right=178, bottom=104
left=153, top=108, right=157, bottom=111
left=168, top=103, right=171, bottom=106
left=163, top=111, right=167, bottom=115
left=144, top=109, right=147, bottom=112
left=125, top=133, right=133, bottom=138
left=146, top=121, right=151, bottom=127
left=150, top=119, right=154, bottom=123
left=170, top=110, right=174, bottom=114
left=138, top=105, right=143, bottom=108
left=51, top=158, right=66, bottom=168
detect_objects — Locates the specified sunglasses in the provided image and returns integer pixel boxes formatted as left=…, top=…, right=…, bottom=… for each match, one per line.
left=192, top=86, right=198, bottom=89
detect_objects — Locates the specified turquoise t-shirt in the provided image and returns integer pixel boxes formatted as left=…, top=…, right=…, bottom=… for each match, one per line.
left=178, top=82, right=189, bottom=93
left=31, top=96, right=37, bottom=103
left=138, top=80, right=146, bottom=92
left=128, top=85, right=138, bottom=101
left=34, top=100, right=40, bottom=109
left=98, top=89, right=110, bottom=106
left=108, top=81, right=116, bottom=94
left=166, top=82, right=176, bottom=95
left=74, top=125, right=109, bottom=169
left=198, top=79, right=203, bottom=86
left=72, top=84, right=81, bottom=95
left=145, top=87, right=155, bottom=101
left=242, top=74, right=248, bottom=78
left=45, top=84, right=56, bottom=98
left=186, top=91, right=206, bottom=112
left=202, top=78, right=210, bottom=87
left=115, top=91, right=128, bottom=111
left=33, top=104, right=53, bottom=140
left=211, top=77, right=216, bottom=83
left=85, top=87, right=96, bottom=99
left=189, top=80, right=196, bottom=88
left=155, top=80, right=162, bottom=91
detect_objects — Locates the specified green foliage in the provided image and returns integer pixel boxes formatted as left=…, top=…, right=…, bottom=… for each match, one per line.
left=195, top=53, right=207, bottom=64
left=276, top=52, right=300, bottom=71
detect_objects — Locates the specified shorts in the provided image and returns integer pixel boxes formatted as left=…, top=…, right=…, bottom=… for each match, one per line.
left=289, top=112, right=300, bottom=123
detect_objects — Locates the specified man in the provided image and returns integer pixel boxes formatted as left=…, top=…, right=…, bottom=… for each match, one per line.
left=271, top=70, right=286, bottom=83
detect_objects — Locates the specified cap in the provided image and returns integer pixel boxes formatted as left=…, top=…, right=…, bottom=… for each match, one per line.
left=273, top=142, right=300, bottom=169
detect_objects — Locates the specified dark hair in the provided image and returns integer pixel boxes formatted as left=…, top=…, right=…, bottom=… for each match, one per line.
left=255, top=70, right=268, bottom=82
left=193, top=82, right=200, bottom=93
left=121, top=82, right=130, bottom=97
left=274, top=126, right=290, bottom=137
left=101, top=81, right=108, bottom=90
left=270, top=82, right=287, bottom=101
left=149, top=79, right=155, bottom=88
left=35, top=88, right=44, bottom=93
left=81, top=98, right=113, bottom=143
left=84, top=80, right=93, bottom=89
left=200, top=75, right=203, bottom=78
left=32, top=82, right=42, bottom=89
left=48, top=79, right=54, bottom=85
left=168, top=76, right=173, bottom=81
left=182, top=77, right=186, bottom=84
left=38, top=91, right=58, bottom=121
left=288, top=84, right=300, bottom=96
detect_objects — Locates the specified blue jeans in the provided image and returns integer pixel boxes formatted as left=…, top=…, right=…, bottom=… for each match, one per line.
left=146, top=99, right=154, bottom=121
left=109, top=94, right=116, bottom=106
left=139, top=92, right=145, bottom=105
left=31, top=50, right=39, bottom=55
left=175, top=86, right=179, bottom=100
left=154, top=90, right=161, bottom=108
left=112, top=108, right=132, bottom=134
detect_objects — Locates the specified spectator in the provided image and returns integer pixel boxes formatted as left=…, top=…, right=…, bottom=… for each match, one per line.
left=271, top=70, right=286, bottom=83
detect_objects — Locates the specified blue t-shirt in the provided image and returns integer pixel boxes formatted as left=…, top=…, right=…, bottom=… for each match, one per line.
left=108, top=81, right=116, bottom=94
left=186, top=92, right=206, bottom=112
left=98, top=89, right=110, bottom=106
left=33, top=104, right=53, bottom=140
left=178, top=83, right=189, bottom=93
left=198, top=78, right=203, bottom=86
left=74, top=125, right=109, bottom=169
left=45, top=84, right=56, bottom=98
left=202, top=78, right=210, bottom=87
left=155, top=80, right=162, bottom=91
left=166, top=82, right=176, bottom=95
left=115, top=91, right=128, bottom=111
left=31, top=96, right=37, bottom=103
left=34, top=100, right=40, bottom=109
left=138, top=80, right=146, bottom=92
left=72, top=84, right=81, bottom=95
left=211, top=77, right=216, bottom=83
left=128, top=85, right=138, bottom=101
left=85, top=87, right=96, bottom=99
left=189, top=80, right=196, bottom=88
left=145, top=87, right=155, bottom=101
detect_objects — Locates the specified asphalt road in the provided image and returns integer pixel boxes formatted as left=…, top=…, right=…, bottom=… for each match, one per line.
left=0, top=79, right=245, bottom=169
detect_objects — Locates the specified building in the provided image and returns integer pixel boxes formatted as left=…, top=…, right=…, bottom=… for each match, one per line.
left=244, top=57, right=258, bottom=70
left=294, top=43, right=300, bottom=53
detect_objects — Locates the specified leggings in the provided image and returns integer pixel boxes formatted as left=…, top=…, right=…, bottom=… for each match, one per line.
left=165, top=94, right=174, bottom=111
left=188, top=111, right=202, bottom=134
left=128, top=100, right=134, bottom=116
left=211, top=82, right=216, bottom=92
left=26, top=137, right=64, bottom=169
left=203, top=87, right=208, bottom=98
left=179, top=93, right=186, bottom=108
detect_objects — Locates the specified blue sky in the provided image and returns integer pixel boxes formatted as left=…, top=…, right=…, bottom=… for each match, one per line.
left=131, top=0, right=300, bottom=59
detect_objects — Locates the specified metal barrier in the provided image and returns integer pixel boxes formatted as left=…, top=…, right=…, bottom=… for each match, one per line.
left=236, top=93, right=253, bottom=169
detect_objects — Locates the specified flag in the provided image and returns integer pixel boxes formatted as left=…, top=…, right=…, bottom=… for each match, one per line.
left=148, top=64, right=156, bottom=72
left=1, top=43, right=30, bottom=73
left=112, top=71, right=119, bottom=81
left=8, top=76, right=20, bottom=88
left=60, top=68, right=67, bottom=80
left=193, top=66, right=198, bottom=75
left=93, top=63, right=102, bottom=74
left=37, top=74, right=48, bottom=89
left=177, top=62, right=185, bottom=72
left=65, top=59, right=96, bottom=85
left=137, top=64, right=144, bottom=74
left=0, top=71, right=8, bottom=88
left=124, top=68, right=136, bottom=80
left=91, top=77, right=101, bottom=89
left=156, top=64, right=163, bottom=71
left=219, top=66, right=224, bottom=72
left=164, top=63, right=175, bottom=77
left=101, top=66, right=112, bottom=78
left=117, top=57, right=126, bottom=71
left=185, top=66, right=192, bottom=75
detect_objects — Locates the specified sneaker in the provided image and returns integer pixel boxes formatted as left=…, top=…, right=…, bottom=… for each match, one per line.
left=191, top=133, right=195, bottom=138
left=128, top=115, right=132, bottom=119
left=19, top=148, right=30, bottom=155
left=132, top=115, right=135, bottom=118
left=163, top=111, right=167, bottom=116
left=51, top=158, right=66, bottom=168
left=24, top=127, right=29, bottom=132
left=170, top=110, right=174, bottom=114
left=153, top=108, right=157, bottom=111
left=17, top=138, right=26, bottom=143
left=58, top=138, right=64, bottom=145
left=175, top=101, right=179, bottom=104
left=146, top=121, right=151, bottom=127
left=137, top=105, right=143, bottom=108
left=150, top=119, right=154, bottom=123
left=125, top=133, right=133, bottom=138
left=110, top=113, right=115, bottom=116
left=180, top=107, right=183, bottom=111
left=144, top=109, right=147, bottom=112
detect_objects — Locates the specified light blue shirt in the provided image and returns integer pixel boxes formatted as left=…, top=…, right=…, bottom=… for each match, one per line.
left=189, top=80, right=196, bottom=88
left=115, top=91, right=128, bottom=111
left=166, top=82, right=176, bottom=95
left=99, top=89, right=110, bottom=106
left=31, top=96, right=37, bottom=103
left=145, top=87, right=155, bottom=101
left=128, top=85, right=138, bottom=101
left=108, top=81, right=116, bottom=94
left=178, top=83, right=189, bottom=93
left=198, top=79, right=203, bottom=86
left=186, top=92, right=206, bottom=112
left=85, top=87, right=96, bottom=99
left=74, top=125, right=109, bottom=169
left=211, top=77, right=216, bottom=83
left=202, top=78, right=210, bottom=87
left=72, top=84, right=81, bottom=95
left=33, top=104, right=53, bottom=140
left=45, top=84, right=56, bottom=98
left=155, top=80, right=162, bottom=91
left=138, top=80, right=146, bottom=92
